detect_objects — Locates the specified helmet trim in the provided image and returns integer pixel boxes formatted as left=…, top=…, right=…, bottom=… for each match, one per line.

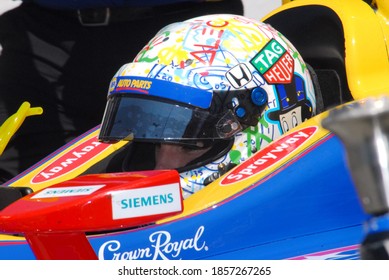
left=109, top=76, right=213, bottom=109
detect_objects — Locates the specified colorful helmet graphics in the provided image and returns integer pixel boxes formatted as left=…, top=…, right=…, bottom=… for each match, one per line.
left=99, top=14, right=316, bottom=198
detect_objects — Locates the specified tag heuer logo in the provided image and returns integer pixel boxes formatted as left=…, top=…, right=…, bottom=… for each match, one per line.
left=250, top=39, right=294, bottom=84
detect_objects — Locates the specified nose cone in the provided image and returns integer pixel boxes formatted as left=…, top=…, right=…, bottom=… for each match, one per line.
left=322, top=96, right=389, bottom=215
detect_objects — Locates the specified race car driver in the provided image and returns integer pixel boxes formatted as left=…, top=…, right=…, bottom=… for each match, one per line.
left=97, top=14, right=318, bottom=198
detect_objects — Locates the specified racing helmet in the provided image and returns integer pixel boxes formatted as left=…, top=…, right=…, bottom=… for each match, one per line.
left=99, top=14, right=317, bottom=198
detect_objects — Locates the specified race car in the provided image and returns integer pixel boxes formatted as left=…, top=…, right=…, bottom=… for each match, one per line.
left=0, top=0, right=388, bottom=260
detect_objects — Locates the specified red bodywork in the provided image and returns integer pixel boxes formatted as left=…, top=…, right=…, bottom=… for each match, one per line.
left=0, top=170, right=183, bottom=259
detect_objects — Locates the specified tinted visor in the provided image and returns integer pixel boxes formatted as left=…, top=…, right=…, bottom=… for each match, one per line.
left=98, top=95, right=242, bottom=143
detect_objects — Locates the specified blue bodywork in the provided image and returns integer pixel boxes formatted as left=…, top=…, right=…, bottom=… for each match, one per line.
left=0, top=134, right=368, bottom=260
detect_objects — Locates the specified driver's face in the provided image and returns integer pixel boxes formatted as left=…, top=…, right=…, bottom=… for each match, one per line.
left=154, top=143, right=211, bottom=170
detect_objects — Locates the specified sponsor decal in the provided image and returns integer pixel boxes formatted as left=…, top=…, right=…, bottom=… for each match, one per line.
left=220, top=126, right=317, bottom=185
left=112, top=77, right=152, bottom=93
left=98, top=226, right=208, bottom=260
left=31, top=185, right=105, bottom=199
left=31, top=136, right=111, bottom=184
left=111, top=183, right=182, bottom=220
left=225, top=63, right=253, bottom=89
left=250, top=39, right=294, bottom=84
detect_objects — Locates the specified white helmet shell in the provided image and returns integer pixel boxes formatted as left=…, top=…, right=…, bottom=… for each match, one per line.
left=101, top=14, right=316, bottom=198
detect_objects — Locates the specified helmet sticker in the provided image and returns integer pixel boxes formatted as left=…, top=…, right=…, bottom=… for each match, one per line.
left=267, top=75, right=314, bottom=134
left=225, top=63, right=253, bottom=89
left=250, top=39, right=294, bottom=84
left=109, top=76, right=213, bottom=109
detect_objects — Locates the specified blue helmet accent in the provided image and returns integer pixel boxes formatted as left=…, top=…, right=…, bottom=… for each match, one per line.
left=251, top=87, right=268, bottom=107
left=110, top=76, right=213, bottom=109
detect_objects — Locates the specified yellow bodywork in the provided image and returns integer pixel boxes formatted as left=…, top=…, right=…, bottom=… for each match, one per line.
left=264, top=0, right=389, bottom=100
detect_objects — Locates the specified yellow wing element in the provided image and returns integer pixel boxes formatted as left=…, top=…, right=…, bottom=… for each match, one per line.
left=0, top=102, right=43, bottom=155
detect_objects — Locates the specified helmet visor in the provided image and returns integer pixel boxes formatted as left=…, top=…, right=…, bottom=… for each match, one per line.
left=99, top=95, right=242, bottom=143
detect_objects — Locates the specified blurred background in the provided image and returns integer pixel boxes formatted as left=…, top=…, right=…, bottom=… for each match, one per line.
left=0, top=0, right=282, bottom=18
